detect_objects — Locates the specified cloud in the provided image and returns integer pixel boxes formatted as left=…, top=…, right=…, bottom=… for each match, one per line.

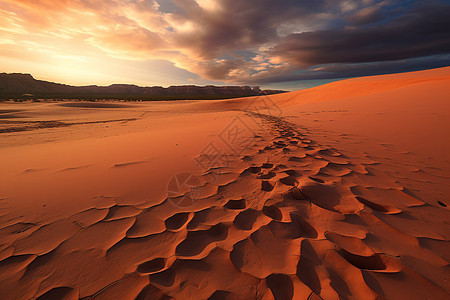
left=270, top=2, right=450, bottom=66
left=242, top=54, right=450, bottom=84
left=0, top=0, right=449, bottom=86
left=169, top=0, right=450, bottom=82
left=167, top=0, right=328, bottom=59
left=344, top=4, right=385, bottom=25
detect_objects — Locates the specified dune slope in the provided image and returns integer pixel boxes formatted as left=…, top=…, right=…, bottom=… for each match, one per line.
left=0, top=67, right=449, bottom=299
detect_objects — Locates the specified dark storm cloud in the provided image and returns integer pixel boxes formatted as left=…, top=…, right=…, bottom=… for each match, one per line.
left=4, top=0, right=449, bottom=84
left=344, top=5, right=385, bottom=26
left=244, top=55, right=450, bottom=84
left=170, top=0, right=327, bottom=59
left=163, top=0, right=450, bottom=83
left=270, top=2, right=450, bottom=66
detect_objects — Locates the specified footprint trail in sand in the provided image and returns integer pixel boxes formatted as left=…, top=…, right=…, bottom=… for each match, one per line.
left=1, top=67, right=449, bottom=299
left=1, top=109, right=448, bottom=300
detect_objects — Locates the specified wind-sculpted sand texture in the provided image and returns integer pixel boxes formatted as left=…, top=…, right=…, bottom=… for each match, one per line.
left=0, top=67, right=449, bottom=299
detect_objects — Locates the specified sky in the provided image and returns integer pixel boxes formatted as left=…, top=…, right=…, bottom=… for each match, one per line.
left=0, top=0, right=449, bottom=90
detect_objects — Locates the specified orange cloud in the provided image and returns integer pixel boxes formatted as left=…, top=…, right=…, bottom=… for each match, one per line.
left=0, top=0, right=449, bottom=86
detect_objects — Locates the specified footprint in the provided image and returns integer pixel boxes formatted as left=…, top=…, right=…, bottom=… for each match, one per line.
left=355, top=196, right=399, bottom=213
left=301, top=182, right=340, bottom=212
left=136, top=284, right=171, bottom=300
left=297, top=241, right=321, bottom=294
left=284, top=170, right=301, bottom=177
left=225, top=199, right=246, bottom=210
left=261, top=181, right=275, bottom=192
left=338, top=249, right=401, bottom=273
left=308, top=177, right=325, bottom=183
left=175, top=223, right=228, bottom=256
left=258, top=171, right=276, bottom=179
left=274, top=141, right=287, bottom=148
left=208, top=290, right=235, bottom=300
left=234, top=209, right=260, bottom=230
left=290, top=213, right=318, bottom=238
left=288, top=156, right=306, bottom=162
left=36, top=287, right=78, bottom=300
left=284, top=187, right=307, bottom=201
left=262, top=163, right=274, bottom=169
left=165, top=213, right=190, bottom=231
left=262, top=205, right=283, bottom=221
left=279, top=176, right=297, bottom=186
left=187, top=209, right=210, bottom=230
left=266, top=274, right=294, bottom=300
left=273, top=164, right=288, bottom=171
left=268, top=220, right=302, bottom=239
left=104, top=205, right=141, bottom=221
left=437, top=201, right=447, bottom=207
left=148, top=268, right=175, bottom=287
left=113, top=161, right=146, bottom=168
left=137, top=258, right=166, bottom=274
left=57, top=165, right=90, bottom=172
left=248, top=166, right=262, bottom=174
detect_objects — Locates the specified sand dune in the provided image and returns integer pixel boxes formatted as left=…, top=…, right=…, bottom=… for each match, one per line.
left=0, top=67, right=449, bottom=299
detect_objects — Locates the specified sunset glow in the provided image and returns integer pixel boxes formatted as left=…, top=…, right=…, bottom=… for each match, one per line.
left=1, top=1, right=450, bottom=299
left=1, top=0, right=449, bottom=87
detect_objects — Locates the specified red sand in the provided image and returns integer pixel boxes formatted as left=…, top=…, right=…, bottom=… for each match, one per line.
left=0, top=67, right=449, bottom=299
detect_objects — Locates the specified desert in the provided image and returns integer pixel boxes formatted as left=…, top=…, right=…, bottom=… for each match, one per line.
left=1, top=0, right=450, bottom=299
left=0, top=67, right=449, bottom=299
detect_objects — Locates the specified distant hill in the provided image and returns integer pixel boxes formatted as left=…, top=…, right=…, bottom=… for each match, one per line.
left=0, top=73, right=286, bottom=100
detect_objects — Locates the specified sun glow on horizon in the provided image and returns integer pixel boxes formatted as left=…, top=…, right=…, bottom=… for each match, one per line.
left=0, top=0, right=449, bottom=89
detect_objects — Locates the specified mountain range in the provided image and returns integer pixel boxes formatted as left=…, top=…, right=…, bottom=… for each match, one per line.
left=0, top=73, right=286, bottom=100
